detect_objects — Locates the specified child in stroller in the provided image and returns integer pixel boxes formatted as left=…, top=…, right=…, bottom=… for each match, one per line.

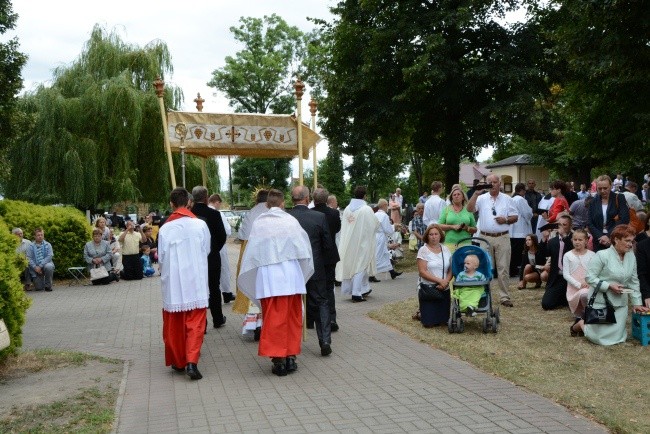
left=455, top=254, right=485, bottom=317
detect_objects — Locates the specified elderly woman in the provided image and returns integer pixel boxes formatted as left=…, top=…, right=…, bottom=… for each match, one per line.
left=417, top=224, right=452, bottom=327
left=139, top=224, right=158, bottom=263
left=571, top=225, right=649, bottom=344
left=84, top=228, right=118, bottom=285
left=95, top=217, right=112, bottom=242
left=588, top=174, right=630, bottom=251
left=437, top=184, right=477, bottom=251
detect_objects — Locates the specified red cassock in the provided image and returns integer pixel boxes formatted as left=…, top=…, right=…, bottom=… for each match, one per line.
left=258, top=295, right=303, bottom=357
left=162, top=309, right=207, bottom=367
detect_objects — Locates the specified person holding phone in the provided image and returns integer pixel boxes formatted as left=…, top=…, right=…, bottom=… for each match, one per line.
left=118, top=220, right=143, bottom=280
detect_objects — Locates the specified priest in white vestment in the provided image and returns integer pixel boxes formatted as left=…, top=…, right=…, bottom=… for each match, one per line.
left=335, top=186, right=380, bottom=302
left=237, top=189, right=314, bottom=376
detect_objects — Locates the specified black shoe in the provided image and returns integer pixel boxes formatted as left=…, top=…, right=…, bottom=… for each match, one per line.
left=223, top=293, right=234, bottom=304
left=306, top=321, right=315, bottom=329
left=44, top=287, right=53, bottom=292
left=351, top=296, right=366, bottom=303
left=334, top=280, right=342, bottom=287
left=272, top=359, right=287, bottom=376
left=214, top=316, right=226, bottom=328
left=362, top=289, right=372, bottom=298
left=171, top=365, right=185, bottom=373
left=186, top=363, right=203, bottom=380
left=320, top=343, right=332, bottom=356
left=285, top=357, right=297, bottom=373
left=390, top=270, right=402, bottom=279
left=369, top=276, right=381, bottom=283
left=330, top=322, right=339, bottom=332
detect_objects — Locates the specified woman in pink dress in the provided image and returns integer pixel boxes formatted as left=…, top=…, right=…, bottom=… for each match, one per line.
left=388, top=194, right=402, bottom=226
left=562, top=229, right=595, bottom=317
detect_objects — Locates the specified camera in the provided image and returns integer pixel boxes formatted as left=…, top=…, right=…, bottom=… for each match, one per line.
left=475, top=183, right=491, bottom=190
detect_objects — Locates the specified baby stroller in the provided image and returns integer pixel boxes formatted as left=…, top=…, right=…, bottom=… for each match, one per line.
left=448, top=237, right=500, bottom=333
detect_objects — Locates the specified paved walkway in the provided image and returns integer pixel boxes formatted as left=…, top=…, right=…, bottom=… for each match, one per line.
left=21, top=240, right=607, bottom=433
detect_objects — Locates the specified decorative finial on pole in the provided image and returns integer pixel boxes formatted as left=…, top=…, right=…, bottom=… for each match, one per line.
left=194, top=93, right=205, bottom=112
left=308, top=99, right=318, bottom=116
left=153, top=77, right=165, bottom=98
left=294, top=79, right=305, bottom=100
left=294, top=78, right=306, bottom=187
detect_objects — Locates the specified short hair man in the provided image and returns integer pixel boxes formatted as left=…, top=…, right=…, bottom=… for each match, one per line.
left=539, top=214, right=573, bottom=310
left=191, top=185, right=228, bottom=328
left=238, top=189, right=314, bottom=376
left=288, top=186, right=337, bottom=356
left=158, top=187, right=211, bottom=380
left=335, top=186, right=380, bottom=302
left=467, top=175, right=519, bottom=307
left=422, top=181, right=445, bottom=226
left=312, top=187, right=342, bottom=331
left=25, top=228, right=55, bottom=292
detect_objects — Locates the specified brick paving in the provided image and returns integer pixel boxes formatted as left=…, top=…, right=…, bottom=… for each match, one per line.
left=21, top=240, right=607, bottom=434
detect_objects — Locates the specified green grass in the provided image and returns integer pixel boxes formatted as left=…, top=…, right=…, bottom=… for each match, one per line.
left=369, top=273, right=650, bottom=434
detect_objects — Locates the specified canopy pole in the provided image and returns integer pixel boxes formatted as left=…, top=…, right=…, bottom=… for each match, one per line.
left=154, top=77, right=177, bottom=189
left=294, top=79, right=305, bottom=187
left=309, top=99, right=318, bottom=189
left=200, top=159, right=207, bottom=187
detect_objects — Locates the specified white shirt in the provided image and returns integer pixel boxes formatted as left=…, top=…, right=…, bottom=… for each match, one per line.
left=622, top=191, right=643, bottom=211
left=394, top=194, right=403, bottom=208
left=416, top=244, right=451, bottom=284
left=422, top=194, right=445, bottom=226
left=475, top=192, right=518, bottom=234
left=509, top=195, right=532, bottom=238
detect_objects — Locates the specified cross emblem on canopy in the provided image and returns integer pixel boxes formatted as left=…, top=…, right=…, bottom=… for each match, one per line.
left=225, top=126, right=241, bottom=143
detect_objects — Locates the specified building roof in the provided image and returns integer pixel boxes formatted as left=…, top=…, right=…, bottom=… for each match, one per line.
left=485, top=154, right=533, bottom=169
left=459, top=163, right=490, bottom=186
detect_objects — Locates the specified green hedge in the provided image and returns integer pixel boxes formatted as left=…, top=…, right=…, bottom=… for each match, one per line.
left=0, top=216, right=32, bottom=360
left=0, top=200, right=93, bottom=278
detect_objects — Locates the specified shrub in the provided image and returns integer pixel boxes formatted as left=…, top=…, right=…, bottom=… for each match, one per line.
left=0, top=200, right=92, bottom=277
left=0, top=216, right=32, bottom=360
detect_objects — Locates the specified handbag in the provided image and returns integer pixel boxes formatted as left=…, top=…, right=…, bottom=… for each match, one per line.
left=584, top=280, right=617, bottom=325
left=0, top=318, right=10, bottom=351
left=90, top=265, right=109, bottom=281
left=418, top=248, right=448, bottom=302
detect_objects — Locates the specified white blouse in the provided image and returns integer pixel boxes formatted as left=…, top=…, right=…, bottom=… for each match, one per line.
left=417, top=244, right=451, bottom=284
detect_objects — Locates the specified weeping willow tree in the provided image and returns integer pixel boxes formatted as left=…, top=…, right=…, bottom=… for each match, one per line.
left=5, top=25, right=214, bottom=208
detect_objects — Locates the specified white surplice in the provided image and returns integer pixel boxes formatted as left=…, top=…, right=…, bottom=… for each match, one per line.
left=375, top=209, right=394, bottom=274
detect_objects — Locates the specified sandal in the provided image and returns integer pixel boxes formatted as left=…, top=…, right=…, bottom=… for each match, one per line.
left=570, top=318, right=584, bottom=337
left=412, top=310, right=421, bottom=321
left=517, top=282, right=525, bottom=290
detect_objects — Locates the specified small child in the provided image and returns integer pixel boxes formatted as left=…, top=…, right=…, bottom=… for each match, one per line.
left=140, top=246, right=155, bottom=277
left=454, top=254, right=486, bottom=317
left=562, top=229, right=595, bottom=318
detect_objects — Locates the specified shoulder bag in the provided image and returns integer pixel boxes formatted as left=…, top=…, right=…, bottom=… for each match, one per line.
left=418, top=248, right=448, bottom=302
left=90, top=265, right=109, bottom=281
left=584, top=280, right=616, bottom=324
left=0, top=318, right=10, bottom=351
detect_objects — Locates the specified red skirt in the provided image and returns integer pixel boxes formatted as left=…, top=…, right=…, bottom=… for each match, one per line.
left=259, top=295, right=302, bottom=358
left=162, top=308, right=206, bottom=367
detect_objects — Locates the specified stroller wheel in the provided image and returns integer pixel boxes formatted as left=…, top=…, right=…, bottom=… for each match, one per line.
left=494, top=307, right=500, bottom=324
left=447, top=318, right=455, bottom=334
left=492, top=319, right=500, bottom=333
left=482, top=317, right=490, bottom=333
left=456, top=318, right=464, bottom=333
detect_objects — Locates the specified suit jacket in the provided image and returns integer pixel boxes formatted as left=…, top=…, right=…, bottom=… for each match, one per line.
left=191, top=202, right=227, bottom=265
left=587, top=193, right=630, bottom=240
left=636, top=238, right=650, bottom=302
left=540, top=231, right=573, bottom=289
left=288, top=205, right=335, bottom=281
left=312, top=203, right=341, bottom=265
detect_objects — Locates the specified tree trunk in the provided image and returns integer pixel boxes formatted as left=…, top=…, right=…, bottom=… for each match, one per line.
left=442, top=149, right=461, bottom=192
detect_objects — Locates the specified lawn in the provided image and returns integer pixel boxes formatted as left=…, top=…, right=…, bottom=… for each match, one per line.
left=376, top=248, right=649, bottom=434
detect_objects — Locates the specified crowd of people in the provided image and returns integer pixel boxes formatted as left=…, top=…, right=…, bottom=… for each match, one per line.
left=12, top=171, right=650, bottom=380
left=410, top=173, right=650, bottom=346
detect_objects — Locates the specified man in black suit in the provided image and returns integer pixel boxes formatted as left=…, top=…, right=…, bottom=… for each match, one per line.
left=312, top=187, right=341, bottom=331
left=288, top=185, right=336, bottom=356
left=637, top=238, right=650, bottom=308
left=539, top=214, right=573, bottom=310
left=191, top=186, right=227, bottom=329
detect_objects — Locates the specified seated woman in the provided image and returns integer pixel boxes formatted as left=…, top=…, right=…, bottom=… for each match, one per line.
left=84, top=228, right=119, bottom=285
left=139, top=224, right=158, bottom=263
left=417, top=224, right=452, bottom=327
left=571, top=224, right=649, bottom=343
left=454, top=254, right=485, bottom=317
left=517, top=234, right=547, bottom=289
left=94, top=217, right=112, bottom=242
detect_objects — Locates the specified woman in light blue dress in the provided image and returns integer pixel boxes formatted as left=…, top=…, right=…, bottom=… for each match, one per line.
left=571, top=225, right=649, bottom=345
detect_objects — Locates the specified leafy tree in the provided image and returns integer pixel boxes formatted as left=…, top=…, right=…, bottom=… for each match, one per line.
left=320, top=0, right=547, bottom=189
left=231, top=157, right=291, bottom=190
left=317, top=146, right=347, bottom=202
left=208, top=14, right=307, bottom=191
left=0, top=0, right=27, bottom=189
left=4, top=25, right=196, bottom=207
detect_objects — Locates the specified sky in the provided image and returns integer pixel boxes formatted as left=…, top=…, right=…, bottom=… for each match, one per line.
left=7, top=0, right=497, bottom=187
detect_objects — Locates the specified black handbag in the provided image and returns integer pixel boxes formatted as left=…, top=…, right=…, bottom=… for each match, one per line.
left=418, top=248, right=448, bottom=302
left=584, top=280, right=617, bottom=325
